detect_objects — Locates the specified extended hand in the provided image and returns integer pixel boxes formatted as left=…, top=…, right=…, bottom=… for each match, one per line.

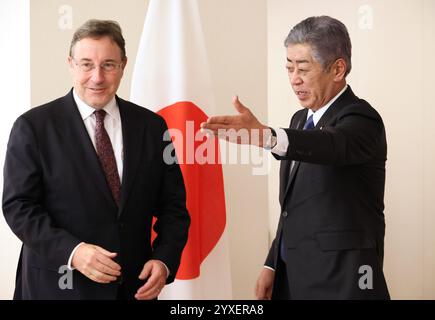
left=200, top=96, right=270, bottom=147
left=135, top=260, right=168, bottom=300
left=72, top=243, right=121, bottom=283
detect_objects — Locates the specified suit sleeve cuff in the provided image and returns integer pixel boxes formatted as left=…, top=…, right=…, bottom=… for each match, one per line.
left=271, top=128, right=289, bottom=156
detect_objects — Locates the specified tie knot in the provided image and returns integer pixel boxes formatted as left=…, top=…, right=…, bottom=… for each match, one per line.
left=303, top=114, right=314, bottom=130
left=94, top=109, right=106, bottom=124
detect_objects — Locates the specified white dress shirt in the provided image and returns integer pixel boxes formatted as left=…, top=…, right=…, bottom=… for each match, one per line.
left=271, top=85, right=348, bottom=156
left=67, top=90, right=124, bottom=270
left=73, top=89, right=124, bottom=181
left=67, top=91, right=170, bottom=277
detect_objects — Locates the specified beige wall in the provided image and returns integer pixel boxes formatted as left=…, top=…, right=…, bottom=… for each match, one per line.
left=199, top=0, right=269, bottom=299
left=267, top=0, right=435, bottom=299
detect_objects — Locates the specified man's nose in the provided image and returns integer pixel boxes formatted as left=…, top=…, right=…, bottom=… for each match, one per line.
left=289, top=71, right=302, bottom=85
left=90, top=66, right=105, bottom=83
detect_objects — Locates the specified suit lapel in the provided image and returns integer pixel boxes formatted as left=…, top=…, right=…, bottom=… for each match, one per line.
left=57, top=90, right=117, bottom=208
left=282, top=110, right=306, bottom=199
left=117, top=97, right=146, bottom=216
left=281, top=86, right=357, bottom=203
left=314, top=86, right=357, bottom=130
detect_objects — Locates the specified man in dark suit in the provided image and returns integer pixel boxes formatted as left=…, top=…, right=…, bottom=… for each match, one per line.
left=2, top=19, right=190, bottom=300
left=202, top=16, right=389, bottom=299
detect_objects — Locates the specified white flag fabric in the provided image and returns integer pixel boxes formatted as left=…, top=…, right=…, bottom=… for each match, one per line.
left=130, top=0, right=232, bottom=299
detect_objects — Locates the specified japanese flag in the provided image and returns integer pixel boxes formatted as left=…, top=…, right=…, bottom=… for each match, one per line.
left=130, top=0, right=232, bottom=299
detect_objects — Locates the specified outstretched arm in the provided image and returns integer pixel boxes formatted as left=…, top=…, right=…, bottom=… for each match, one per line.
left=200, top=96, right=271, bottom=147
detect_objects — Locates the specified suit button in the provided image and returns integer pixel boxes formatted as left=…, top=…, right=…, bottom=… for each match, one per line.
left=118, top=222, right=124, bottom=230
left=282, top=211, right=288, bottom=218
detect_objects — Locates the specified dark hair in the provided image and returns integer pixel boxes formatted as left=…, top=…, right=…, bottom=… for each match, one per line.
left=69, top=19, right=126, bottom=60
left=284, top=16, right=352, bottom=76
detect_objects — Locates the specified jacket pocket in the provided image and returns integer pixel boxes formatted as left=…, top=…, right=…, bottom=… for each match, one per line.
left=315, top=231, right=375, bottom=251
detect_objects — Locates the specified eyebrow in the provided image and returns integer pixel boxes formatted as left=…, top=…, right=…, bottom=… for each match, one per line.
left=78, top=58, right=118, bottom=63
left=287, top=58, right=310, bottom=64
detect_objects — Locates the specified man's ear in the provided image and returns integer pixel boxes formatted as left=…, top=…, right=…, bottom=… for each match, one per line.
left=67, top=56, right=74, bottom=74
left=333, top=58, right=347, bottom=82
left=67, top=56, right=74, bottom=67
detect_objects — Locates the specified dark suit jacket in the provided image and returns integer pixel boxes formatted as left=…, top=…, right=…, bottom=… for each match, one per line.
left=265, top=86, right=390, bottom=299
left=2, top=90, right=190, bottom=299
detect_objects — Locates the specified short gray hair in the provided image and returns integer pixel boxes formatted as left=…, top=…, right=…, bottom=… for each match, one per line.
left=284, top=16, right=352, bottom=76
left=69, top=19, right=126, bottom=60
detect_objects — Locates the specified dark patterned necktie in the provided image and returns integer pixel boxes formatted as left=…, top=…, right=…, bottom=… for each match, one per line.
left=94, top=110, right=121, bottom=206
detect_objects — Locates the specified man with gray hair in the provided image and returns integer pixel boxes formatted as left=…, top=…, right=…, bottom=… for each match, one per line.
left=202, top=16, right=389, bottom=299
left=3, top=19, right=190, bottom=299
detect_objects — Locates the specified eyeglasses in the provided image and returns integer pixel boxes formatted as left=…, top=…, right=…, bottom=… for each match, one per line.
left=72, top=59, right=123, bottom=73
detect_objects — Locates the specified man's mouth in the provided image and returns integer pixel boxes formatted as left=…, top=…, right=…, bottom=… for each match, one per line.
left=295, top=90, right=308, bottom=99
left=88, top=88, right=105, bottom=93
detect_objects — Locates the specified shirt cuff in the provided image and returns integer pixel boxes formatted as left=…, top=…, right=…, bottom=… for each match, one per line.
left=264, top=265, right=275, bottom=272
left=157, top=260, right=170, bottom=279
left=67, top=242, right=85, bottom=270
left=271, top=128, right=289, bottom=156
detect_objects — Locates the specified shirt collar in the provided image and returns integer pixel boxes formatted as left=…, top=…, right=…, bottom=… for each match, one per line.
left=73, top=89, right=119, bottom=121
left=307, top=84, right=348, bottom=126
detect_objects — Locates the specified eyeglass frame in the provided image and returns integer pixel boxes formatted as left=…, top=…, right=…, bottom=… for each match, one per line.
left=70, top=58, right=125, bottom=73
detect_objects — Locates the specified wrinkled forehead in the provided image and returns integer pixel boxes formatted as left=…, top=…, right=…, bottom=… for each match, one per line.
left=286, top=43, right=315, bottom=64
